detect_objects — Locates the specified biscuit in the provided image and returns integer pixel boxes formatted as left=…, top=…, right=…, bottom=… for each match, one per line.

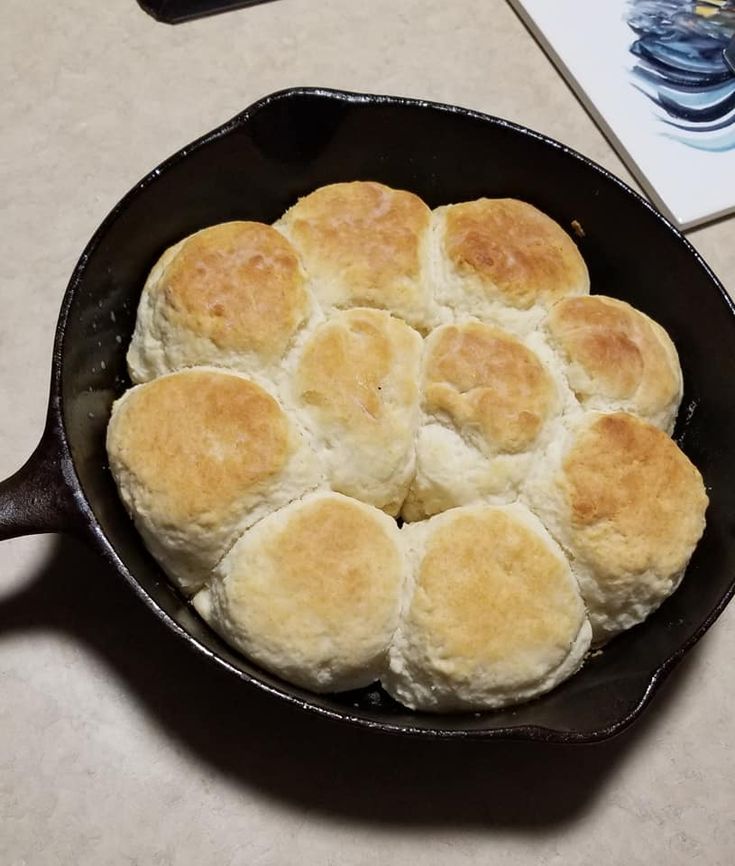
left=287, top=308, right=422, bottom=515
left=275, top=181, right=436, bottom=331
left=127, top=221, right=315, bottom=383
left=524, top=411, right=708, bottom=643
left=542, top=295, right=683, bottom=432
left=402, top=320, right=562, bottom=521
left=194, top=492, right=406, bottom=693
left=383, top=503, right=591, bottom=711
left=106, top=368, right=322, bottom=594
left=432, top=198, right=589, bottom=334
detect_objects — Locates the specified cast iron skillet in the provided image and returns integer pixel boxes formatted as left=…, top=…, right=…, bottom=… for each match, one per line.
left=2, top=88, right=734, bottom=742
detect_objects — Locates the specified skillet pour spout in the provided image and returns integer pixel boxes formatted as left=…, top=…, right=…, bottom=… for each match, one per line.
left=1, top=87, right=734, bottom=741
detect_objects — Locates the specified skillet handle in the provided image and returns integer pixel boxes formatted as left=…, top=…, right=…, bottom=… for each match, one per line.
left=0, top=411, right=85, bottom=541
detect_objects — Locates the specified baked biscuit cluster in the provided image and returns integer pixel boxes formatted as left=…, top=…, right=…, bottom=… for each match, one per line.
left=107, top=182, right=708, bottom=712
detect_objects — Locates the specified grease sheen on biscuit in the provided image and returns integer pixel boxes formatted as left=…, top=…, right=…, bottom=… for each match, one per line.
left=433, top=198, right=589, bottom=333
left=194, top=492, right=406, bottom=693
left=289, top=308, right=422, bottom=515
left=106, top=368, right=322, bottom=594
left=402, top=320, right=560, bottom=521
left=524, top=411, right=708, bottom=642
left=383, top=503, right=591, bottom=711
left=275, top=181, right=435, bottom=330
left=542, top=295, right=683, bottom=432
left=127, top=221, right=314, bottom=383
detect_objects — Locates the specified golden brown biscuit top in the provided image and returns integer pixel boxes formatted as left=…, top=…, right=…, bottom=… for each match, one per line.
left=110, top=370, right=291, bottom=524
left=408, top=509, right=583, bottom=681
left=294, top=308, right=419, bottom=430
left=227, top=496, right=402, bottom=634
left=564, top=413, right=708, bottom=578
left=423, top=321, right=556, bottom=453
left=545, top=295, right=680, bottom=409
left=443, top=198, right=588, bottom=310
left=160, top=221, right=309, bottom=356
left=282, top=181, right=430, bottom=307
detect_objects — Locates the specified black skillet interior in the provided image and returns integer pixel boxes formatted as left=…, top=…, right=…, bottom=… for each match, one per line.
left=59, top=88, right=735, bottom=740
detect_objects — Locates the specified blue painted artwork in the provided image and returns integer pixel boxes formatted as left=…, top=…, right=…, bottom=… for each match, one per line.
left=627, top=1, right=735, bottom=151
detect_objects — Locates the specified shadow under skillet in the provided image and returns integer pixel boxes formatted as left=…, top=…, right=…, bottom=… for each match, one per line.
left=0, top=534, right=705, bottom=830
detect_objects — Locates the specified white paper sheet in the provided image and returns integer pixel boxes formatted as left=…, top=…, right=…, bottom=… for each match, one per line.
left=508, top=0, right=735, bottom=228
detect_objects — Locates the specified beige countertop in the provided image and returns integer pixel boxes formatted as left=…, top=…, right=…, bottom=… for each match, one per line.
left=1, top=1, right=733, bottom=863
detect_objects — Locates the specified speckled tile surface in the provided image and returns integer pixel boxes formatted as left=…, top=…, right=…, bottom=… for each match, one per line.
left=1, top=1, right=733, bottom=864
